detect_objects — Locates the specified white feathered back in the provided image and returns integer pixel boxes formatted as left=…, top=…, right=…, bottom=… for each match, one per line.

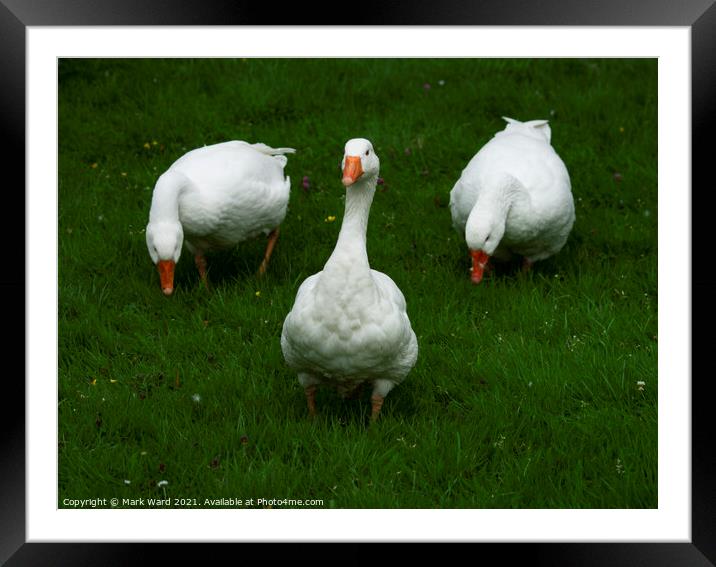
left=501, top=116, right=551, bottom=143
left=244, top=143, right=296, bottom=167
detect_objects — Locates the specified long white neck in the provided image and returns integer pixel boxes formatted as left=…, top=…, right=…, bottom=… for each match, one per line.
left=465, top=174, right=522, bottom=251
left=323, top=175, right=377, bottom=276
left=472, top=185, right=509, bottom=220
left=148, top=170, right=187, bottom=223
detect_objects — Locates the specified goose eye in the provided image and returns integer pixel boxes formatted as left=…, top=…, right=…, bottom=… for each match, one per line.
left=365, top=150, right=370, bottom=156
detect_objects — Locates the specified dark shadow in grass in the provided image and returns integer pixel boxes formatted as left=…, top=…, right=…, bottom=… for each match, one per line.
left=170, top=238, right=292, bottom=293
left=169, top=256, right=202, bottom=294
left=202, top=249, right=263, bottom=288
left=451, top=255, right=540, bottom=286
left=293, top=384, right=419, bottom=428
left=454, top=249, right=578, bottom=287
left=379, top=386, right=421, bottom=422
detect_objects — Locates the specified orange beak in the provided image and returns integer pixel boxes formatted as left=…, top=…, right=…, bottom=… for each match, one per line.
left=470, top=250, right=490, bottom=284
left=342, top=156, right=364, bottom=186
left=157, top=260, right=175, bottom=295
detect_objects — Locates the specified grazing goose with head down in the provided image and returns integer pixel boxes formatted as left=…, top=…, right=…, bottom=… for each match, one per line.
left=449, top=117, right=575, bottom=283
left=146, top=140, right=295, bottom=295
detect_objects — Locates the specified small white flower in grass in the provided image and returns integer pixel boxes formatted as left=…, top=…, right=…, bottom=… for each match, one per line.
left=615, top=459, right=624, bottom=474
left=438, top=79, right=445, bottom=86
left=191, top=393, right=202, bottom=403
left=124, top=479, right=131, bottom=485
left=636, top=381, right=646, bottom=391
left=157, top=480, right=168, bottom=488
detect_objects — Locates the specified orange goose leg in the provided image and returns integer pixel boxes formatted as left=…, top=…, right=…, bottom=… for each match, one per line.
left=258, top=228, right=280, bottom=276
left=194, top=254, right=209, bottom=289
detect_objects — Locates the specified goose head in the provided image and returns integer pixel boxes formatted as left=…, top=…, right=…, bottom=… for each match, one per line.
left=465, top=211, right=506, bottom=284
left=146, top=220, right=183, bottom=295
left=341, top=138, right=380, bottom=187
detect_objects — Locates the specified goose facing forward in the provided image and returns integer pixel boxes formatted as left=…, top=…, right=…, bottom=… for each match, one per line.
left=281, top=138, right=418, bottom=421
left=449, top=117, right=575, bottom=283
left=146, top=141, right=295, bottom=295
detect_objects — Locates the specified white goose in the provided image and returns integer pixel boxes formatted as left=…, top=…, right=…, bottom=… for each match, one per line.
left=281, top=138, right=418, bottom=421
left=146, top=141, right=295, bottom=295
left=449, top=117, right=575, bottom=283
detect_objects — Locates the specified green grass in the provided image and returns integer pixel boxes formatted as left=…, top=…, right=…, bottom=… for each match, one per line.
left=58, top=58, right=657, bottom=508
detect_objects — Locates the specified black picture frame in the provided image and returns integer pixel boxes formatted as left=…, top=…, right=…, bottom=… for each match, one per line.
left=4, top=1, right=711, bottom=565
